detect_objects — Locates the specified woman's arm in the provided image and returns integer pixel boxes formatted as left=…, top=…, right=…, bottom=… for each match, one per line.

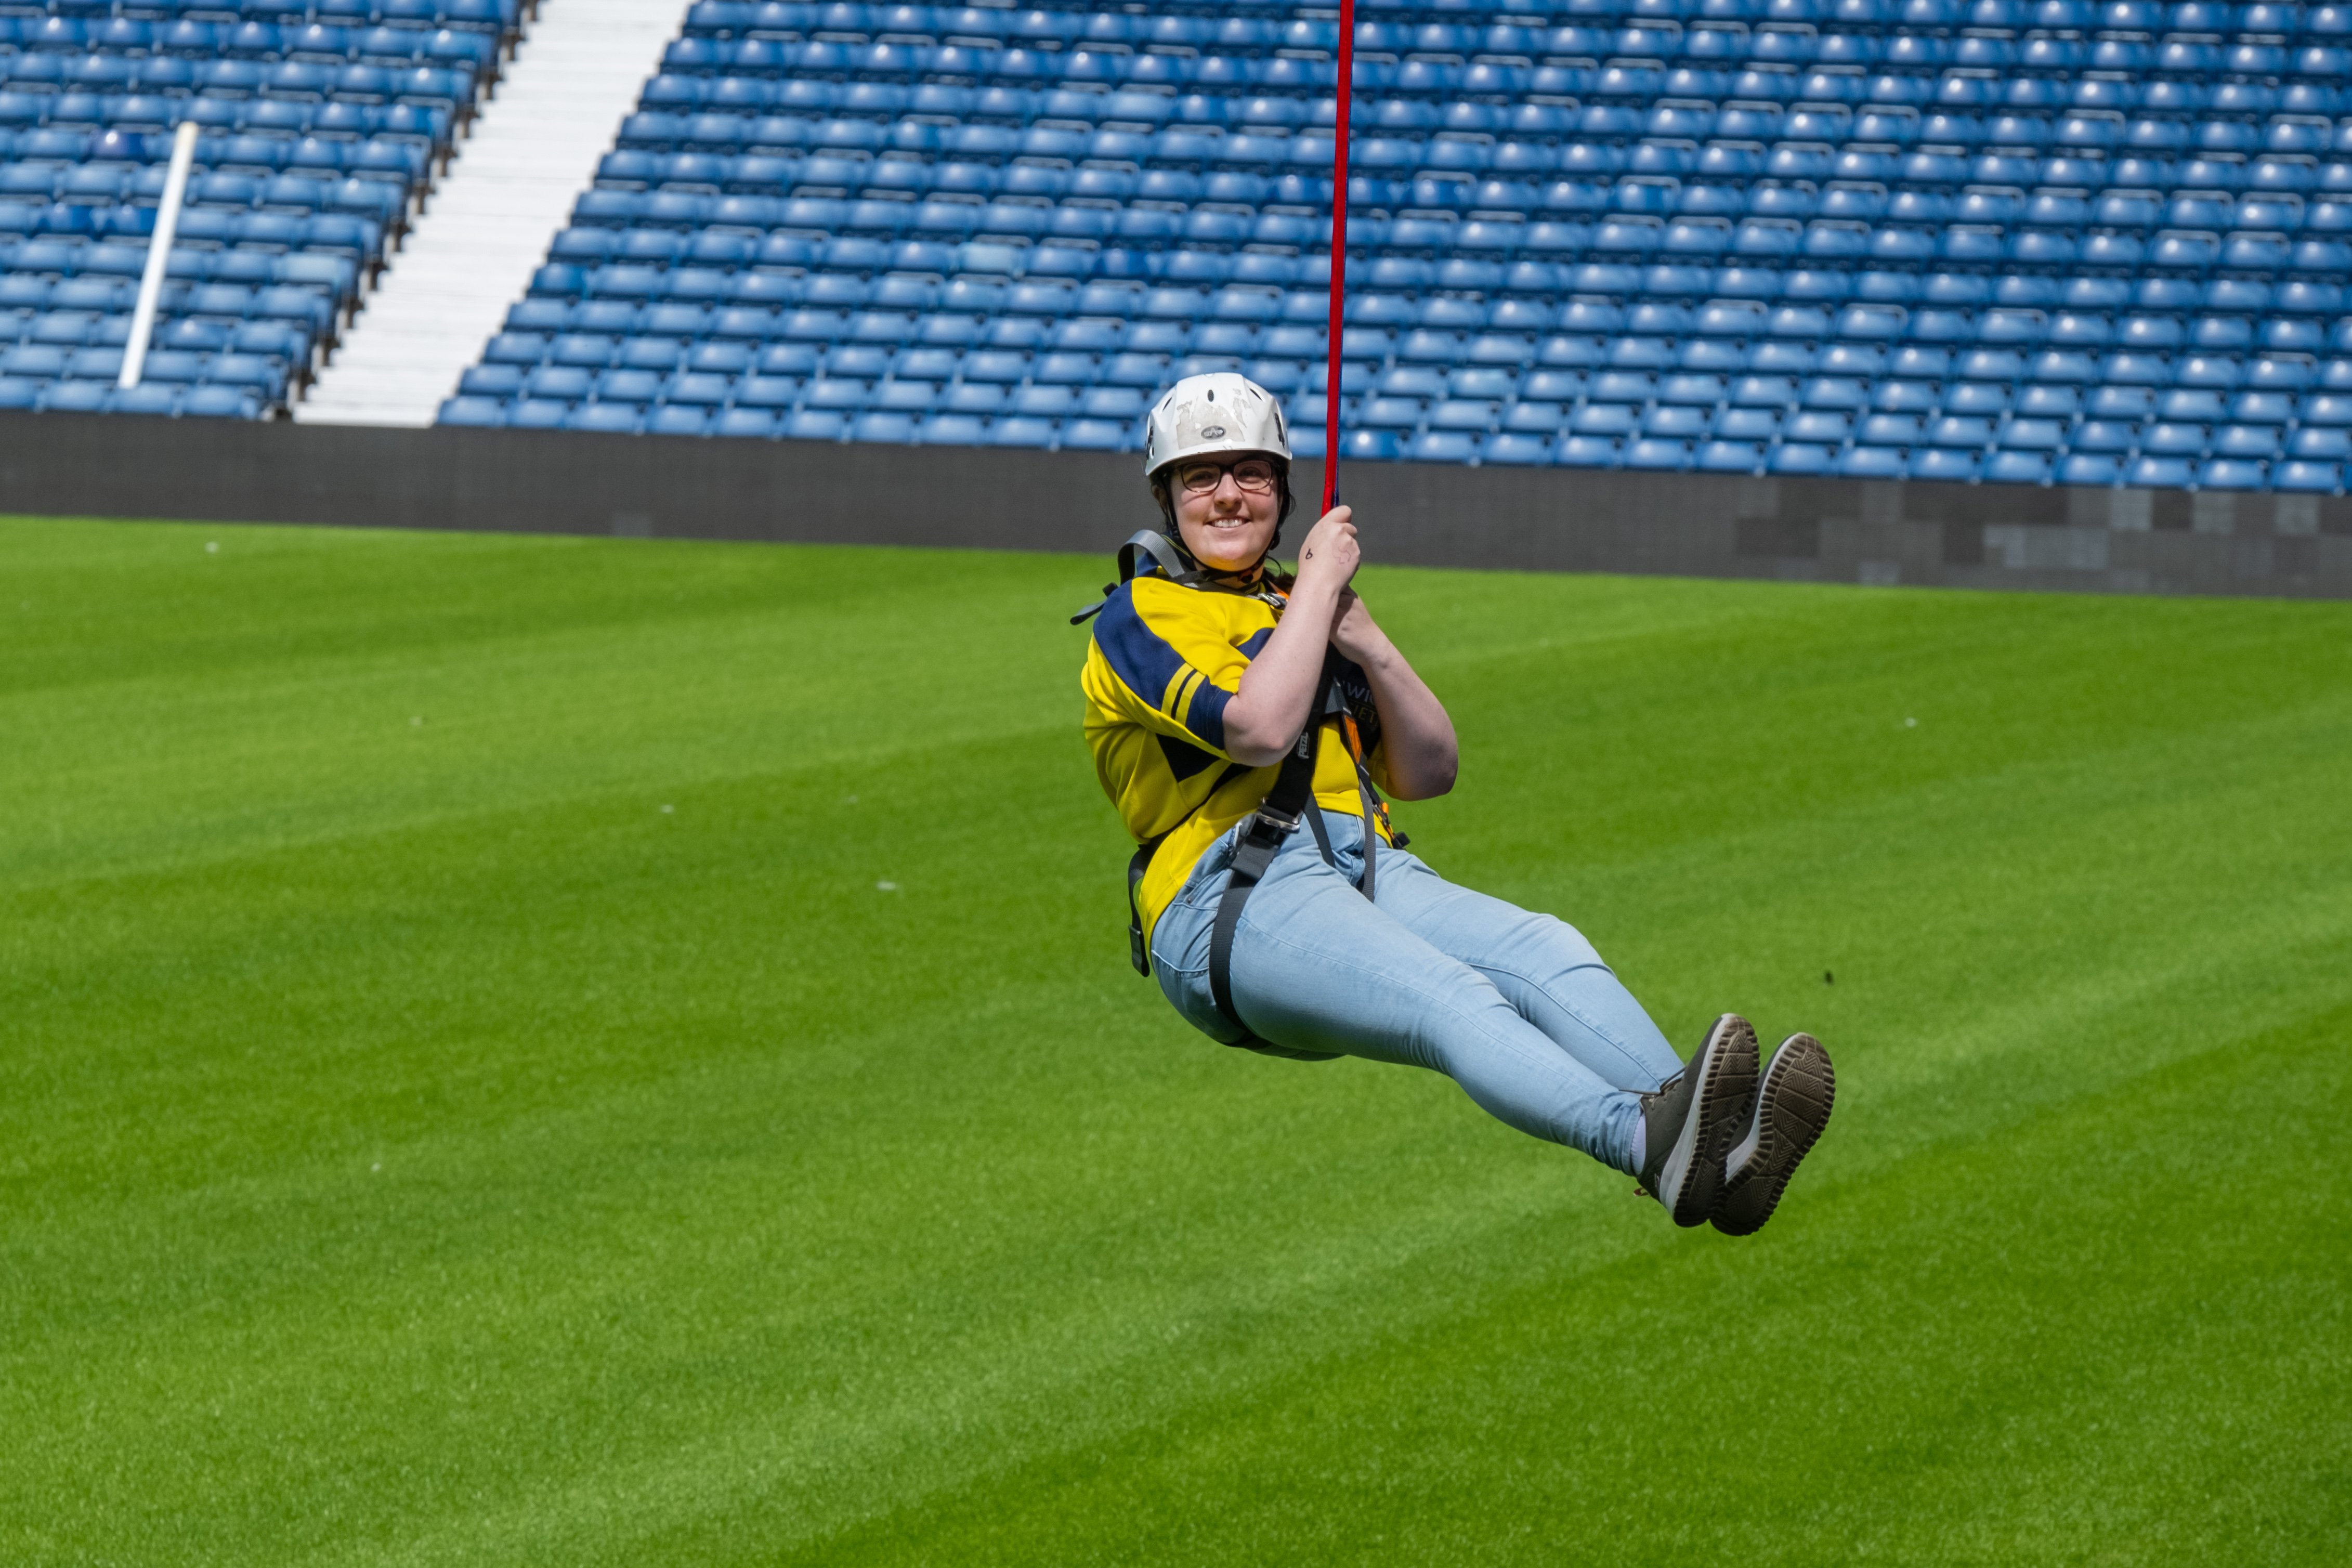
left=1219, top=507, right=1360, bottom=765
left=1329, top=590, right=1458, bottom=800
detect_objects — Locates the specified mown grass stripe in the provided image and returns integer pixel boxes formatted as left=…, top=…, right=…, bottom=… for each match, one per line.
left=4, top=517, right=2346, bottom=1566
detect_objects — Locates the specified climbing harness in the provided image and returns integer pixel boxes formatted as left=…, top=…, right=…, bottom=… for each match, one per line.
left=1076, top=531, right=1404, bottom=1060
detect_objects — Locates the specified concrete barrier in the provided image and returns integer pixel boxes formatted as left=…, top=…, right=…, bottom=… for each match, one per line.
left=6, top=411, right=2351, bottom=596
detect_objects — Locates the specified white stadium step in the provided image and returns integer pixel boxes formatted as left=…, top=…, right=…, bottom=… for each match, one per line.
left=295, top=0, right=685, bottom=428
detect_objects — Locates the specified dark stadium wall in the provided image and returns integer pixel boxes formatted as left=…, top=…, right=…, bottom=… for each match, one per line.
left=6, top=411, right=2352, bottom=598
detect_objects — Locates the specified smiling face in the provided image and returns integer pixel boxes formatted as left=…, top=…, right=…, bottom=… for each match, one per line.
left=1165, top=453, right=1283, bottom=574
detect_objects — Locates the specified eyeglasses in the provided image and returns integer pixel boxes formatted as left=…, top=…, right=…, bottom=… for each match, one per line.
left=1175, top=458, right=1279, bottom=495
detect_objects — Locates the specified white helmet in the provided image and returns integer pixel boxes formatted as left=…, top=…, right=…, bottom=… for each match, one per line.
left=1142, top=372, right=1291, bottom=477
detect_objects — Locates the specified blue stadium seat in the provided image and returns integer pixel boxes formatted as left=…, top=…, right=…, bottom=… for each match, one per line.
left=1458, top=424, right=1543, bottom=464
left=647, top=406, right=711, bottom=436
left=1050, top=417, right=1120, bottom=451
left=179, top=385, right=262, bottom=419
left=984, top=414, right=1051, bottom=448
left=2050, top=453, right=2120, bottom=487
left=1984, top=451, right=2053, bottom=485
left=34, top=376, right=103, bottom=414
left=2215, top=424, right=2283, bottom=460
left=2002, top=415, right=2069, bottom=451
left=620, top=337, right=685, bottom=372
left=939, top=378, right=1003, bottom=414
left=903, top=411, right=976, bottom=446
left=660, top=371, right=729, bottom=406
left=1684, top=433, right=1757, bottom=471
left=1062, top=384, right=1138, bottom=421
left=2272, top=460, right=2344, bottom=492
left=834, top=410, right=908, bottom=443
left=568, top=403, right=645, bottom=434
left=2302, top=393, right=2352, bottom=427
left=1903, top=447, right=1975, bottom=481
left=595, top=368, right=664, bottom=404
left=1396, top=429, right=1471, bottom=464
left=1548, top=432, right=1615, bottom=468
left=2125, top=455, right=2197, bottom=488
left=1759, top=435, right=1837, bottom=477
left=712, top=407, right=779, bottom=438
left=548, top=334, right=615, bottom=368
left=2087, top=377, right=2169, bottom=422
left=525, top=365, right=593, bottom=400
left=2289, top=427, right=2352, bottom=462
left=499, top=398, right=564, bottom=428
left=1830, top=443, right=1901, bottom=478
left=768, top=408, right=837, bottom=441
left=106, top=383, right=179, bottom=417
left=731, top=374, right=798, bottom=409
left=485, top=332, right=550, bottom=365
left=460, top=364, right=524, bottom=397
left=1493, top=396, right=1561, bottom=435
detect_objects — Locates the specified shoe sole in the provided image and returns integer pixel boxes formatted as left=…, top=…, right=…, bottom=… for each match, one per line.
left=1712, top=1033, right=1835, bottom=1237
left=1658, top=1013, right=1759, bottom=1228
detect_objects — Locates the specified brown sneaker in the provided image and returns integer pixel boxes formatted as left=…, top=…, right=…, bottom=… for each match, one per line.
left=1711, top=1033, right=1836, bottom=1237
left=1637, top=1014, right=1759, bottom=1228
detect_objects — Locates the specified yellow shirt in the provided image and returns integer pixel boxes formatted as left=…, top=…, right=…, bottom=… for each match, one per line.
left=1081, top=568, right=1392, bottom=952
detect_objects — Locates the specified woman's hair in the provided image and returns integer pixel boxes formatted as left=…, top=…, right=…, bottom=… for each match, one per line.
left=1149, top=456, right=1298, bottom=590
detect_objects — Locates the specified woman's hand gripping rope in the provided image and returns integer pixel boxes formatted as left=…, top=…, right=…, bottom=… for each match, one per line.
left=1221, top=505, right=1360, bottom=765
left=1311, top=518, right=1459, bottom=804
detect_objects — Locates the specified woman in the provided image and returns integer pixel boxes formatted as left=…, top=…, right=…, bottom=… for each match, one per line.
left=1081, top=374, right=1834, bottom=1233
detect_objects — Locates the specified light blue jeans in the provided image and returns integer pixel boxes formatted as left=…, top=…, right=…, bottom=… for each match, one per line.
left=1152, top=810, right=1683, bottom=1175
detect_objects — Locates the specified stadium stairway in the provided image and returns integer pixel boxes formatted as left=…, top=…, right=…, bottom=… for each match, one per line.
left=296, top=0, right=684, bottom=424
left=0, top=0, right=519, bottom=419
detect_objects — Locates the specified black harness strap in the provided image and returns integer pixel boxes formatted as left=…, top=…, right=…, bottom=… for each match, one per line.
left=1207, top=709, right=1317, bottom=1042
left=1205, top=655, right=1364, bottom=1058
left=1355, top=783, right=1376, bottom=903
left=1303, top=795, right=1336, bottom=866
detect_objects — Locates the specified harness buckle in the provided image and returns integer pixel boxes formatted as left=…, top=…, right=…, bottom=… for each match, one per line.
left=1245, top=803, right=1300, bottom=841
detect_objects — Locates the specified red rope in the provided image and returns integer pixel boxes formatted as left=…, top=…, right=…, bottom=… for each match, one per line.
left=1321, top=0, right=1356, bottom=515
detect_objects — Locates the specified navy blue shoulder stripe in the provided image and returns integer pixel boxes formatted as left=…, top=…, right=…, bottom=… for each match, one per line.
left=1093, top=582, right=1185, bottom=705
left=1093, top=582, right=1227, bottom=751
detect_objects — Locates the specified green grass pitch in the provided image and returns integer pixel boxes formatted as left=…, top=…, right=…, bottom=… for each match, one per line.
left=5, top=514, right=2349, bottom=1565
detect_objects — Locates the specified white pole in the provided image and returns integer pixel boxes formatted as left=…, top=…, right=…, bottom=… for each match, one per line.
left=119, top=119, right=200, bottom=391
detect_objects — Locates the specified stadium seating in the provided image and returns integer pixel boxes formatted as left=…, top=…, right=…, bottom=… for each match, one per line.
left=426, top=0, right=2352, bottom=487
left=0, top=0, right=515, bottom=417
